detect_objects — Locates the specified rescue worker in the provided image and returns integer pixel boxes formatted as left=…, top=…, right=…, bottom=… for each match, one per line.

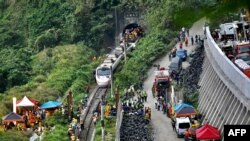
left=68, top=128, right=73, bottom=140
left=80, top=118, right=84, bottom=130
left=191, top=36, right=194, bottom=45
left=145, top=112, right=150, bottom=124
left=171, top=118, right=176, bottom=131
left=155, top=98, right=158, bottom=109
left=184, top=129, right=190, bottom=141
left=157, top=100, right=161, bottom=111
left=195, top=35, right=198, bottom=43
left=93, top=114, right=97, bottom=125
left=71, top=134, right=76, bottom=141
left=148, top=108, right=151, bottom=120
left=144, top=90, right=148, bottom=102
left=185, top=36, right=188, bottom=47
left=163, top=102, right=167, bottom=114
left=179, top=42, right=183, bottom=49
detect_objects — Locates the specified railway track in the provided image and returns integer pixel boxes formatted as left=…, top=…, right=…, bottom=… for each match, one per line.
left=80, top=87, right=107, bottom=141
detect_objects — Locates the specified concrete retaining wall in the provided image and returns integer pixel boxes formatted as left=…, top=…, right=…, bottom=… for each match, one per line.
left=198, top=27, right=250, bottom=141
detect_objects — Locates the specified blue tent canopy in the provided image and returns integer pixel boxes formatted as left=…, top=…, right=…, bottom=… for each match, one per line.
left=174, top=103, right=193, bottom=112
left=40, top=101, right=61, bottom=109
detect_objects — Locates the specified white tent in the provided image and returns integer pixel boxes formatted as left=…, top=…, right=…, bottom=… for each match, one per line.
left=16, top=96, right=35, bottom=107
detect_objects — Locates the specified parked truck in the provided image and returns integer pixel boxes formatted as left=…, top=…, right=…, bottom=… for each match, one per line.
left=151, top=68, right=171, bottom=99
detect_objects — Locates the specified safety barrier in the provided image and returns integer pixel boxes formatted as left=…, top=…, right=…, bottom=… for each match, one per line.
left=115, top=99, right=123, bottom=141
left=205, top=27, right=250, bottom=99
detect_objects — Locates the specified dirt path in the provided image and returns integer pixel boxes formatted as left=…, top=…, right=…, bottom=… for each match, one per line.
left=143, top=18, right=206, bottom=141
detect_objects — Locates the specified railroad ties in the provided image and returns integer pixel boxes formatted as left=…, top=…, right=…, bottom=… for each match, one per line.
left=80, top=87, right=107, bottom=141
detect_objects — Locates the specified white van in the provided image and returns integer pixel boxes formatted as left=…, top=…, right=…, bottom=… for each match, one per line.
left=175, top=117, right=191, bottom=138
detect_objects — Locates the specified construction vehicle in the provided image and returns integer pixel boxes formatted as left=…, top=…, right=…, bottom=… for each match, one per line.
left=151, top=67, right=171, bottom=99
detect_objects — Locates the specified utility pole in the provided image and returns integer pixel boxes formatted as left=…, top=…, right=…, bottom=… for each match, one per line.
left=67, top=90, right=73, bottom=121
left=115, top=88, right=119, bottom=112
left=240, top=12, right=247, bottom=40
left=115, top=6, right=118, bottom=46
left=123, top=40, right=127, bottom=64
left=101, top=96, right=105, bottom=141
left=110, top=66, right=113, bottom=98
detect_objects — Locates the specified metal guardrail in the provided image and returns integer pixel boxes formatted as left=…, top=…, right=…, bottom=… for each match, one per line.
left=115, top=99, right=123, bottom=141
left=205, top=27, right=250, bottom=99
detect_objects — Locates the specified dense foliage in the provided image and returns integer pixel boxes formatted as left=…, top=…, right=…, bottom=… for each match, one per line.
left=0, top=0, right=116, bottom=93
left=0, top=1, right=117, bottom=139
left=0, top=130, right=29, bottom=141
left=95, top=117, right=116, bottom=141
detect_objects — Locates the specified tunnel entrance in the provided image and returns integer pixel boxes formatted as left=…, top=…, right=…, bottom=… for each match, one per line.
left=122, top=23, right=139, bottom=36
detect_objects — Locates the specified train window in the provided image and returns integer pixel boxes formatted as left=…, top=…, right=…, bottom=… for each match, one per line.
left=97, top=68, right=111, bottom=76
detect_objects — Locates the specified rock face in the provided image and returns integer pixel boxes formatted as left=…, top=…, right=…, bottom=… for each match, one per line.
left=180, top=41, right=204, bottom=94
left=120, top=114, right=153, bottom=141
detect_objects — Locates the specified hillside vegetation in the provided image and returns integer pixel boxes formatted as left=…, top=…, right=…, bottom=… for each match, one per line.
left=0, top=0, right=118, bottom=115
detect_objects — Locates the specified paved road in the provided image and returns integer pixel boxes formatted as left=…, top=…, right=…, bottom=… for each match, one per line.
left=143, top=18, right=206, bottom=141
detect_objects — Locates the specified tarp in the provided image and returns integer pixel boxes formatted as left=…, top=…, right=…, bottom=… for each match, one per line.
left=2, top=112, right=23, bottom=122
left=39, top=101, right=61, bottom=109
left=196, top=124, right=221, bottom=140
left=175, top=106, right=196, bottom=117
left=16, top=96, right=36, bottom=107
left=174, top=103, right=193, bottom=111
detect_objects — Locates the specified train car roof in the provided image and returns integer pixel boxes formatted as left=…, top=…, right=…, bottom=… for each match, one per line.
left=100, top=63, right=112, bottom=68
left=103, top=59, right=113, bottom=63
left=107, top=54, right=117, bottom=59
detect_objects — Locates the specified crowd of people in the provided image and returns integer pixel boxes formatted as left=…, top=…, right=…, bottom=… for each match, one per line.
left=66, top=93, right=119, bottom=141
left=67, top=118, right=81, bottom=141
left=2, top=104, right=60, bottom=140
left=122, top=85, right=151, bottom=123
left=123, top=26, right=143, bottom=43
left=66, top=95, right=88, bottom=141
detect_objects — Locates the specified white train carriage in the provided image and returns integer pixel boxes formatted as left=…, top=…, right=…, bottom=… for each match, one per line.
left=95, top=54, right=120, bottom=87
left=95, top=61, right=112, bottom=87
left=95, top=24, right=143, bottom=87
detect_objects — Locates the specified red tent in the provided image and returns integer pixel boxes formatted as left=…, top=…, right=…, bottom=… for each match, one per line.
left=196, top=124, right=220, bottom=140
left=16, top=96, right=37, bottom=107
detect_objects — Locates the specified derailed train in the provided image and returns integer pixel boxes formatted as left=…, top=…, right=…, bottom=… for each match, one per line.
left=95, top=23, right=143, bottom=87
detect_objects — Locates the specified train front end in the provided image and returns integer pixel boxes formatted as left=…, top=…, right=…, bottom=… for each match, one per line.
left=95, top=65, right=112, bottom=87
